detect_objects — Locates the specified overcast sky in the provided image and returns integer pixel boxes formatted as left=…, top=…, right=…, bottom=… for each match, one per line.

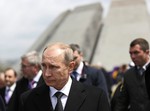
left=0, top=0, right=149, bottom=61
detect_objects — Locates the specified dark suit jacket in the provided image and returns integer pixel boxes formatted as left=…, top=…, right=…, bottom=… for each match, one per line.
left=145, top=64, right=150, bottom=111
left=114, top=66, right=150, bottom=111
left=19, top=90, right=32, bottom=111
left=16, top=75, right=44, bottom=96
left=145, top=64, right=150, bottom=98
left=16, top=75, right=44, bottom=97
left=16, top=75, right=45, bottom=111
left=79, top=63, right=108, bottom=97
left=0, top=86, right=18, bottom=111
left=0, top=95, right=5, bottom=111
left=22, top=80, right=110, bottom=111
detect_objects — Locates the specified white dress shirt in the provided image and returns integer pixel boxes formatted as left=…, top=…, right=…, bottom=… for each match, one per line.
left=49, top=77, right=72, bottom=110
left=30, top=70, right=42, bottom=88
left=75, top=61, right=84, bottom=81
left=5, top=83, right=16, bottom=103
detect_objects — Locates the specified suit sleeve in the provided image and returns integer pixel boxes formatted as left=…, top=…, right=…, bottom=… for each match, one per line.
left=98, top=89, right=111, bottom=111
left=113, top=80, right=129, bottom=111
left=19, top=90, right=32, bottom=111
left=96, top=70, right=109, bottom=98
left=145, top=64, right=150, bottom=99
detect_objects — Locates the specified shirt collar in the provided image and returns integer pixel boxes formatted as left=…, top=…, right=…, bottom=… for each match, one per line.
left=6, top=82, right=16, bottom=92
left=49, top=77, right=72, bottom=97
left=32, top=70, right=42, bottom=82
left=137, top=61, right=150, bottom=70
left=76, top=61, right=84, bottom=75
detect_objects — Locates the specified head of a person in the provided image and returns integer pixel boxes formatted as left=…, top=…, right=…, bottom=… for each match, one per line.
left=0, top=72, right=5, bottom=88
left=4, top=68, right=17, bottom=87
left=69, top=44, right=83, bottom=70
left=41, top=42, right=75, bottom=90
left=129, top=38, right=149, bottom=67
left=21, top=51, right=41, bottom=80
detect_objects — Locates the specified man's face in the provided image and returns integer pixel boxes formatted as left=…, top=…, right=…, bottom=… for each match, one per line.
left=5, top=69, right=17, bottom=87
left=129, top=44, right=149, bottom=67
left=73, top=50, right=82, bottom=69
left=21, top=58, right=35, bottom=80
left=41, top=47, right=73, bottom=90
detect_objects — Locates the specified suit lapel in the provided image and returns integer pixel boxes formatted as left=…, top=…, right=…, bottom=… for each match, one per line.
left=64, top=80, right=86, bottom=111
left=37, top=75, right=45, bottom=87
left=32, top=84, right=53, bottom=111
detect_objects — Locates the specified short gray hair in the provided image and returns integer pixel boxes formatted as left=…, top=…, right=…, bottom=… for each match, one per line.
left=43, top=42, right=74, bottom=65
left=21, top=51, right=41, bottom=66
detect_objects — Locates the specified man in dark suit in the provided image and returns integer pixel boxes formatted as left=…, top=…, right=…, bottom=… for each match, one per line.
left=16, top=51, right=45, bottom=110
left=145, top=63, right=150, bottom=98
left=0, top=95, right=5, bottom=111
left=21, top=42, right=110, bottom=111
left=113, top=38, right=150, bottom=111
left=69, top=44, right=109, bottom=97
left=145, top=64, right=150, bottom=110
left=16, top=50, right=44, bottom=94
left=0, top=68, right=18, bottom=111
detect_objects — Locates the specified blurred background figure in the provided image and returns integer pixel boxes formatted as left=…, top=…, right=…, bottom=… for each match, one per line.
left=91, top=64, right=113, bottom=99
left=116, top=64, right=128, bottom=82
left=0, top=94, right=6, bottom=111
left=0, top=72, right=5, bottom=89
left=16, top=51, right=44, bottom=101
left=70, top=43, right=109, bottom=98
left=0, top=68, right=18, bottom=111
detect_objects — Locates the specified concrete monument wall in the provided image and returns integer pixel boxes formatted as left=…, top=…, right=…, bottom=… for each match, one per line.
left=14, top=3, right=104, bottom=73
left=92, top=0, right=150, bottom=70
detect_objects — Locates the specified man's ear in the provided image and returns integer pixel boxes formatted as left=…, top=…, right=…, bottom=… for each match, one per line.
left=145, top=49, right=149, bottom=54
left=68, top=61, right=75, bottom=74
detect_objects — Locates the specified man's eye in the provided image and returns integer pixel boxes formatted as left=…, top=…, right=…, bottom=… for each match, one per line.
left=134, top=51, right=139, bottom=55
left=41, top=63, right=46, bottom=68
left=49, top=66, right=56, bottom=69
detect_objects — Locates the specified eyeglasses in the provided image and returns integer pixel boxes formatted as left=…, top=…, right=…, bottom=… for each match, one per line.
left=73, top=56, right=78, bottom=60
left=21, top=64, right=33, bottom=68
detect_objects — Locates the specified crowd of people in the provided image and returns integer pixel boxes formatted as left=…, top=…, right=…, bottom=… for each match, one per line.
left=0, top=38, right=150, bottom=111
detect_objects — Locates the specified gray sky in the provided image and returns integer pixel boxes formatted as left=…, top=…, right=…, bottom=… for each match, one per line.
left=0, top=0, right=149, bottom=61
left=0, top=0, right=111, bottom=61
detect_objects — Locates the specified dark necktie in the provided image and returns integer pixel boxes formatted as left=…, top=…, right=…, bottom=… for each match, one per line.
left=138, top=67, right=145, bottom=76
left=72, top=71, right=78, bottom=80
left=54, top=92, right=64, bottom=111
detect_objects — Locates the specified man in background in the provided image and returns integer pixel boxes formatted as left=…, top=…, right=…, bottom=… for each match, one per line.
left=16, top=51, right=45, bottom=110
left=70, top=43, right=109, bottom=97
left=0, top=68, right=18, bottom=111
left=17, top=50, right=44, bottom=93
left=113, top=38, right=150, bottom=111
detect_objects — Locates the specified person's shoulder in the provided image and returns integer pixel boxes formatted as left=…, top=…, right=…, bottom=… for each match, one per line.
left=17, top=77, right=28, bottom=84
left=146, top=64, right=150, bottom=75
left=124, top=67, right=136, bottom=76
left=83, top=64, right=100, bottom=74
left=29, top=84, right=48, bottom=94
left=84, top=83, right=107, bottom=98
left=22, top=84, right=48, bottom=101
left=20, top=89, right=32, bottom=103
left=0, top=87, right=5, bottom=93
left=74, top=80, right=105, bottom=94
